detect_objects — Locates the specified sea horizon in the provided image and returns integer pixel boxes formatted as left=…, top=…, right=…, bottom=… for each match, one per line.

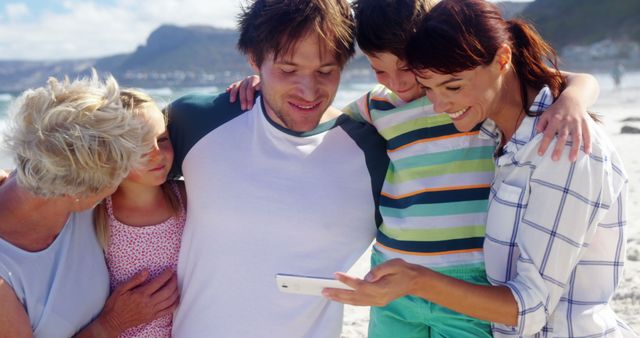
left=2, top=69, right=639, bottom=169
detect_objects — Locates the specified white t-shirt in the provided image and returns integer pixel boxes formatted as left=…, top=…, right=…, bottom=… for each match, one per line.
left=168, top=93, right=388, bottom=338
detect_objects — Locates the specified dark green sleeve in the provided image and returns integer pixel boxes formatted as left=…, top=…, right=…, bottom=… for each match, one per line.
left=338, top=116, right=389, bottom=228
left=167, top=92, right=245, bottom=177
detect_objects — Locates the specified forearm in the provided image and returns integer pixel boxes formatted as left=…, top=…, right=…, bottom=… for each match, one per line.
left=560, top=71, right=599, bottom=107
left=410, top=268, right=518, bottom=326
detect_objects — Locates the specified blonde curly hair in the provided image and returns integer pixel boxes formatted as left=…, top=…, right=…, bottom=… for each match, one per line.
left=3, top=71, right=155, bottom=198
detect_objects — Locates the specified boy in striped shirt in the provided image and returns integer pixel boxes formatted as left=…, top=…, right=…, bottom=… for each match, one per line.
left=338, top=0, right=599, bottom=337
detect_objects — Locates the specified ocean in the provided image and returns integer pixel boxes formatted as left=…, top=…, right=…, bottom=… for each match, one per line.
left=2, top=71, right=640, bottom=168
left=0, top=81, right=379, bottom=168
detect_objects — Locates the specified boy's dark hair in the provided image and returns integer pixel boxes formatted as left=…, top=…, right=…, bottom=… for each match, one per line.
left=352, top=0, right=434, bottom=58
left=237, top=0, right=355, bottom=68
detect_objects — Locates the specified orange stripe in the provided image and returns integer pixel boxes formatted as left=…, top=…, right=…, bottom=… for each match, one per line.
left=388, top=130, right=480, bottom=153
left=381, top=184, right=491, bottom=200
left=370, top=96, right=393, bottom=104
left=375, top=242, right=483, bottom=256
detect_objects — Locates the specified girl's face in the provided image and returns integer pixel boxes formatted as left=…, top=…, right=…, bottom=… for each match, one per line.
left=414, top=64, right=503, bottom=132
left=125, top=104, right=174, bottom=187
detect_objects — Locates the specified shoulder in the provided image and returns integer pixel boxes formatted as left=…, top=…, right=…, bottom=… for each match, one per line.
left=0, top=255, right=23, bottom=308
left=0, top=277, right=31, bottom=336
left=367, top=84, right=404, bottom=111
left=169, top=92, right=232, bottom=111
left=167, top=92, right=248, bottom=175
left=172, top=179, right=187, bottom=208
left=167, top=92, right=245, bottom=126
left=582, top=120, right=627, bottom=183
left=335, top=115, right=388, bottom=162
left=519, top=121, right=626, bottom=192
left=367, top=84, right=394, bottom=100
left=0, top=259, right=13, bottom=287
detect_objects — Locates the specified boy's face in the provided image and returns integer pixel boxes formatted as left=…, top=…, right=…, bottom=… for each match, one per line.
left=253, top=32, right=341, bottom=133
left=366, top=52, right=424, bottom=102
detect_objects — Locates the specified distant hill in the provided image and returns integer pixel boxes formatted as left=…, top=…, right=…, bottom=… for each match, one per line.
left=2, top=0, right=639, bottom=92
left=496, top=1, right=531, bottom=19
left=0, top=24, right=372, bottom=92
left=96, top=25, right=248, bottom=74
left=0, top=25, right=254, bottom=92
left=517, top=0, right=640, bottom=50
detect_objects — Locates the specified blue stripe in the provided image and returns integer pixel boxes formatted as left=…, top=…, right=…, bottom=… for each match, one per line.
left=369, top=99, right=398, bottom=112
left=376, top=229, right=485, bottom=253
left=386, top=121, right=483, bottom=152
left=380, top=187, right=490, bottom=209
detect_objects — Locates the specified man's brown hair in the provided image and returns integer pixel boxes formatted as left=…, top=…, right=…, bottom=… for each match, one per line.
left=237, top=0, right=356, bottom=68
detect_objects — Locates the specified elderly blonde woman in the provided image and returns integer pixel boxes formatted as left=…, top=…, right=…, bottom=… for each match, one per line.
left=0, top=73, right=179, bottom=337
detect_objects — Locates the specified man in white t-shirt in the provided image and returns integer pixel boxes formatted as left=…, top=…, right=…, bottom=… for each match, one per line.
left=168, top=1, right=388, bottom=337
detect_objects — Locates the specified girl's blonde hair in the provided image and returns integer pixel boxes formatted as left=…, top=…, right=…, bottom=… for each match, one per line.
left=93, top=89, right=182, bottom=250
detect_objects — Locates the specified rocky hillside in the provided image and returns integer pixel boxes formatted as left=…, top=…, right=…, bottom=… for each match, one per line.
left=518, top=0, right=640, bottom=50
left=1, top=0, right=638, bottom=92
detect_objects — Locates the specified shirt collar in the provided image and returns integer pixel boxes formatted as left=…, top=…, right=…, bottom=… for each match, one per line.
left=496, top=86, right=553, bottom=164
left=258, top=95, right=340, bottom=137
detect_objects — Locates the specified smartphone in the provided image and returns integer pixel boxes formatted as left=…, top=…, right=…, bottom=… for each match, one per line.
left=275, top=273, right=354, bottom=296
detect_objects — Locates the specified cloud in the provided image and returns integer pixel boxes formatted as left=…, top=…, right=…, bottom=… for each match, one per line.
left=0, top=0, right=242, bottom=60
left=4, top=3, right=30, bottom=21
left=0, top=0, right=517, bottom=61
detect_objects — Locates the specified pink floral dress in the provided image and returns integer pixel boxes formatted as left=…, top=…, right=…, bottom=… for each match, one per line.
left=105, top=181, right=186, bottom=337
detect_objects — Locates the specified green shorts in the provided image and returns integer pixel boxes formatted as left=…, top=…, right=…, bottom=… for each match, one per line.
left=368, top=248, right=492, bottom=338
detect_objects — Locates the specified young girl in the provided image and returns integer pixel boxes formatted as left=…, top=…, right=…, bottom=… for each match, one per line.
left=94, top=89, right=186, bottom=337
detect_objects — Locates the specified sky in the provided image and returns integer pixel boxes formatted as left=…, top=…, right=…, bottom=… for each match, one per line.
left=0, top=0, right=532, bottom=61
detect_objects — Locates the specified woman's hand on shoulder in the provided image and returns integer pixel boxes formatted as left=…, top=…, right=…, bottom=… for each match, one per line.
left=536, top=94, right=592, bottom=162
left=537, top=71, right=599, bottom=162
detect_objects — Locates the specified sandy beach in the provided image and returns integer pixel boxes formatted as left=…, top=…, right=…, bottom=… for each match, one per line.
left=341, top=73, right=640, bottom=337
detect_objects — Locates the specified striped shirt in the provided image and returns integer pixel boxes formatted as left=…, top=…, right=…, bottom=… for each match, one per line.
left=481, top=87, right=636, bottom=337
left=343, top=84, right=496, bottom=268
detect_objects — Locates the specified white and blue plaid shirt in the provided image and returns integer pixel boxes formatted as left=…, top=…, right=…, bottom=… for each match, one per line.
left=480, top=87, right=636, bottom=337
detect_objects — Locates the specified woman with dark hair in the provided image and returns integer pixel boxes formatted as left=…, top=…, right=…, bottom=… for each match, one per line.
left=323, top=0, right=636, bottom=336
